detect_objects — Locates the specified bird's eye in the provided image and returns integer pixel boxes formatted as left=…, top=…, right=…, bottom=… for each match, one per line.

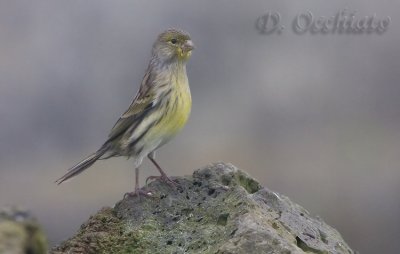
left=170, top=38, right=177, bottom=44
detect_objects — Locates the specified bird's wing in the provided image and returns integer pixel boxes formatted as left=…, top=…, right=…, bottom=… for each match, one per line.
left=107, top=70, right=158, bottom=141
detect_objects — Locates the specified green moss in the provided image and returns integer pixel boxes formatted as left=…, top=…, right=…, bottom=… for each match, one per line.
left=236, top=171, right=261, bottom=194
left=217, top=213, right=229, bottom=226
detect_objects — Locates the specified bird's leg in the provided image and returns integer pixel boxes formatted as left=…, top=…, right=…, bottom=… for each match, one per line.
left=146, top=152, right=177, bottom=187
left=124, top=167, right=153, bottom=199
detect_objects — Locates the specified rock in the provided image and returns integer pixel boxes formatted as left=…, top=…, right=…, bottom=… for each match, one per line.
left=52, top=163, right=354, bottom=254
left=0, top=207, right=48, bottom=254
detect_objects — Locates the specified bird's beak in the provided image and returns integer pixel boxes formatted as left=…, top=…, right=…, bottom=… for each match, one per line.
left=183, top=40, right=195, bottom=52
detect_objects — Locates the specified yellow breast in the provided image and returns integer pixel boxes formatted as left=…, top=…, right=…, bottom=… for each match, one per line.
left=148, top=71, right=192, bottom=146
left=164, top=77, right=192, bottom=134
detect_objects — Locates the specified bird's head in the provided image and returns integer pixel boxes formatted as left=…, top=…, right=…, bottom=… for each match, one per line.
left=152, top=28, right=194, bottom=63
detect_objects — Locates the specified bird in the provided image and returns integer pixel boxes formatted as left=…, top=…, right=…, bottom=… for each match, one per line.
left=55, top=28, right=195, bottom=197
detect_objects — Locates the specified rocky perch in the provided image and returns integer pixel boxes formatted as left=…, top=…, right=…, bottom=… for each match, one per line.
left=52, top=163, right=354, bottom=254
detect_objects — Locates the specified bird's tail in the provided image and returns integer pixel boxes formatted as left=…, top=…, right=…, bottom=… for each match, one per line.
left=55, top=143, right=110, bottom=185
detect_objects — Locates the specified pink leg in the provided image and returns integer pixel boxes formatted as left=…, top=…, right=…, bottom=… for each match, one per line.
left=146, top=153, right=177, bottom=187
left=124, top=167, right=153, bottom=199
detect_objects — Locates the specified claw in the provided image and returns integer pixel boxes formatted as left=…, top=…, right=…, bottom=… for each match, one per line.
left=146, top=174, right=177, bottom=188
left=123, top=188, right=154, bottom=199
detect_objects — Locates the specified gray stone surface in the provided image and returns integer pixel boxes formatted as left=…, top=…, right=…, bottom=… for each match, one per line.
left=52, top=163, right=354, bottom=254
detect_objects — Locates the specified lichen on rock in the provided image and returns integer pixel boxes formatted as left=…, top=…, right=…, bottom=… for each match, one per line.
left=52, top=163, right=354, bottom=254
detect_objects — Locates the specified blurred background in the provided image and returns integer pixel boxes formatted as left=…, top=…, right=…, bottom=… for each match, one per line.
left=0, top=1, right=399, bottom=253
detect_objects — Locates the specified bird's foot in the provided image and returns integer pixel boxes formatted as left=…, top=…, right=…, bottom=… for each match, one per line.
left=146, top=173, right=178, bottom=188
left=123, top=187, right=154, bottom=199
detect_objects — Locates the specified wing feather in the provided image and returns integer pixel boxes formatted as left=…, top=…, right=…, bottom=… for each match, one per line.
left=107, top=69, right=158, bottom=141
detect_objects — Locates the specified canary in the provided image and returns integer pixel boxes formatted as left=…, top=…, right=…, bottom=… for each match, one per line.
left=56, top=28, right=194, bottom=197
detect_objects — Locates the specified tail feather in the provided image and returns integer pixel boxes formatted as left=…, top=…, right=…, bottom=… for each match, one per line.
left=55, top=144, right=109, bottom=185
